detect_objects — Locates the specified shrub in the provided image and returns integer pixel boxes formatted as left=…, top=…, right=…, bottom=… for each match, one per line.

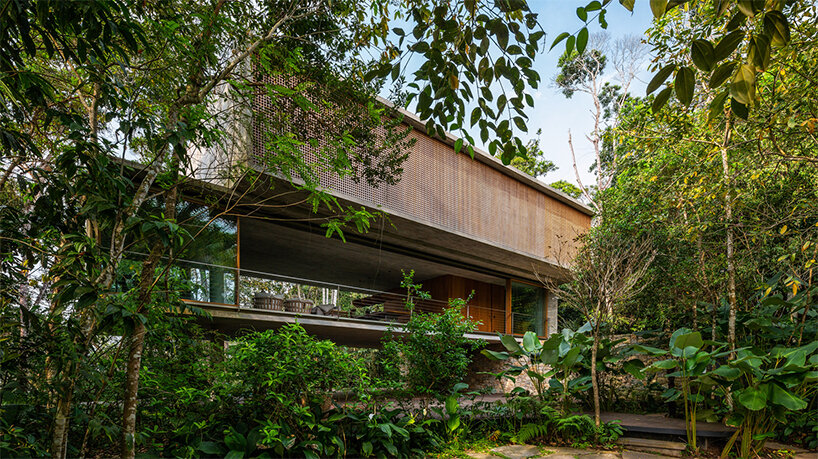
left=383, top=271, right=485, bottom=396
left=224, top=323, right=370, bottom=419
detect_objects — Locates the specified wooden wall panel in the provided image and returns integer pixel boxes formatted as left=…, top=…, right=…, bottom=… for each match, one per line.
left=421, top=274, right=506, bottom=333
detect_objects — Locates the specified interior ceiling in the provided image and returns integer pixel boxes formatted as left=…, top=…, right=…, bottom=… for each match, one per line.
left=239, top=217, right=506, bottom=291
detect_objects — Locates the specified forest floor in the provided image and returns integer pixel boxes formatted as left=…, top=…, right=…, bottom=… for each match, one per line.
left=464, top=443, right=815, bottom=459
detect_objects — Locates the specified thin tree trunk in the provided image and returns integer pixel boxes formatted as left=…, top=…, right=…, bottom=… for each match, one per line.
left=121, top=154, right=180, bottom=459
left=121, top=321, right=146, bottom=459
left=719, top=118, right=736, bottom=351
left=50, top=361, right=77, bottom=459
left=590, top=332, right=601, bottom=427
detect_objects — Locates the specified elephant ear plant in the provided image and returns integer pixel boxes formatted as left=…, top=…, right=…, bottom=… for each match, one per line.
left=636, top=328, right=728, bottom=455
left=709, top=341, right=818, bottom=458
left=482, top=329, right=589, bottom=413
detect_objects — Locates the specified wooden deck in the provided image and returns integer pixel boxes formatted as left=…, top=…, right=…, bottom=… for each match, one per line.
left=598, top=412, right=735, bottom=438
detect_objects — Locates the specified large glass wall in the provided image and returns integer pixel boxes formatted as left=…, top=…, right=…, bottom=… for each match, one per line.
left=510, top=281, right=546, bottom=336
left=176, top=201, right=238, bottom=304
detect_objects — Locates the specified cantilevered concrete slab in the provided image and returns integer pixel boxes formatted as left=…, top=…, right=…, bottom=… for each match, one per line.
left=185, top=301, right=504, bottom=348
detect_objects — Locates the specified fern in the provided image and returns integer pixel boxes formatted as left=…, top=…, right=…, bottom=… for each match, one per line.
left=515, top=423, right=550, bottom=443
left=555, top=414, right=597, bottom=443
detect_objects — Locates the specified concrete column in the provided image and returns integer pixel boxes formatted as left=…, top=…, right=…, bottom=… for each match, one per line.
left=547, top=291, right=559, bottom=336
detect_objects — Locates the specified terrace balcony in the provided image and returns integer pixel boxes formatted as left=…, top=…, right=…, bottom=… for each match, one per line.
left=173, top=258, right=554, bottom=348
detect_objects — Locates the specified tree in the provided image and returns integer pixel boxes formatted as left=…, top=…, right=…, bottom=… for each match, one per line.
left=554, top=0, right=797, bottom=119
left=554, top=33, right=645, bottom=214
left=553, top=230, right=656, bottom=427
left=0, top=1, right=552, bottom=457
left=509, top=129, right=558, bottom=178
left=549, top=180, right=583, bottom=199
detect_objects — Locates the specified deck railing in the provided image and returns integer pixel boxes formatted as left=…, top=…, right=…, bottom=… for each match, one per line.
left=172, top=258, right=507, bottom=333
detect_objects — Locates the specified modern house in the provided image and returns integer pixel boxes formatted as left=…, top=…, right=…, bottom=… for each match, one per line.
left=174, top=74, right=593, bottom=347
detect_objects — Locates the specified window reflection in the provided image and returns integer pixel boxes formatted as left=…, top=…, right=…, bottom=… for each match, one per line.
left=176, top=201, right=237, bottom=304
left=511, top=281, right=546, bottom=336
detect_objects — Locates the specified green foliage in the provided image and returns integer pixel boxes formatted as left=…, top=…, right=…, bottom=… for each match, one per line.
left=549, top=180, right=583, bottom=199
left=514, top=405, right=623, bottom=448
left=393, top=1, right=545, bottom=163
left=639, top=328, right=726, bottom=453
left=714, top=341, right=818, bottom=458
left=484, top=327, right=603, bottom=414
left=637, top=299, right=818, bottom=458
left=509, top=130, right=557, bottom=179
left=557, top=0, right=802, bottom=116
left=384, top=273, right=484, bottom=396
left=555, top=49, right=607, bottom=99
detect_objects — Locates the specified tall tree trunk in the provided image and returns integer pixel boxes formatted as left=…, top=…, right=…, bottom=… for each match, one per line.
left=121, top=321, right=146, bottom=459
left=719, top=119, right=736, bottom=351
left=50, top=361, right=77, bottom=459
left=121, top=156, right=180, bottom=459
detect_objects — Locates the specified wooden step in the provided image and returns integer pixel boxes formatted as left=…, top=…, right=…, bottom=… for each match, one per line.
left=617, top=438, right=687, bottom=451
left=618, top=437, right=687, bottom=457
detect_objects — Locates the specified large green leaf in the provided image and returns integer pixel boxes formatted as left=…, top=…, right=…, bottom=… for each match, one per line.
left=651, top=359, right=678, bottom=370
left=623, top=359, right=646, bottom=379
left=731, top=97, right=748, bottom=120
left=500, top=334, right=522, bottom=354
left=737, top=387, right=767, bottom=411
left=736, top=0, right=757, bottom=18
left=652, top=87, right=673, bottom=113
left=445, top=395, right=458, bottom=415
left=764, top=11, right=790, bottom=47
left=550, top=32, right=570, bottom=51
left=709, top=62, right=736, bottom=88
left=769, top=384, right=807, bottom=410
left=711, top=364, right=741, bottom=381
left=646, top=65, right=675, bottom=95
left=748, top=34, right=771, bottom=70
left=714, top=30, right=744, bottom=61
left=632, top=344, right=668, bottom=356
left=576, top=27, right=589, bottom=54
left=650, top=0, right=668, bottom=18
left=673, top=331, right=704, bottom=350
left=783, top=349, right=807, bottom=370
left=708, top=90, right=729, bottom=121
left=729, top=64, right=755, bottom=105
left=691, top=39, right=715, bottom=72
left=481, top=349, right=510, bottom=361
left=447, top=416, right=461, bottom=432
left=540, top=348, right=558, bottom=365
left=562, top=346, right=582, bottom=368
left=674, top=66, right=695, bottom=107
left=522, top=331, right=540, bottom=353
left=619, top=0, right=635, bottom=12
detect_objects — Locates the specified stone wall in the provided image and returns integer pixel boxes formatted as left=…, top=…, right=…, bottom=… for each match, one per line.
left=464, top=351, right=552, bottom=395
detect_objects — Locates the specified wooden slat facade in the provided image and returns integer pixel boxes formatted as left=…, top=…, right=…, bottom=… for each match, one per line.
left=250, top=75, right=592, bottom=265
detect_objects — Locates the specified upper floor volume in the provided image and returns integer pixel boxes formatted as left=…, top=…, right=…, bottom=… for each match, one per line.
left=190, top=72, right=593, bottom=285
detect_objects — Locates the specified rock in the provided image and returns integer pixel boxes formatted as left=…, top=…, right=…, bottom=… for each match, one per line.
left=622, top=451, right=675, bottom=459
left=466, top=453, right=499, bottom=459
left=491, top=444, right=545, bottom=458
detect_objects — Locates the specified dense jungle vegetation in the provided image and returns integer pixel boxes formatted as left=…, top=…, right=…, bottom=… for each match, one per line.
left=1, top=0, right=817, bottom=458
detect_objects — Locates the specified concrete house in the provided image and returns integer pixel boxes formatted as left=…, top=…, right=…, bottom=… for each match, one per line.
left=172, top=73, right=592, bottom=347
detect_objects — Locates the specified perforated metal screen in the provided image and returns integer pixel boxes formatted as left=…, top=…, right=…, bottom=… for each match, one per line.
left=251, top=74, right=590, bottom=261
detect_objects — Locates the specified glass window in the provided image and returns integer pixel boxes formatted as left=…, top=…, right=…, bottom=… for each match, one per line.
left=511, top=281, right=546, bottom=336
left=176, top=201, right=238, bottom=304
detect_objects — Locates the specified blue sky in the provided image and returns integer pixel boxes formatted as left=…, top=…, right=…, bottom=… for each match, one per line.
left=394, top=2, right=657, bottom=188
left=524, top=1, right=655, bottom=186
